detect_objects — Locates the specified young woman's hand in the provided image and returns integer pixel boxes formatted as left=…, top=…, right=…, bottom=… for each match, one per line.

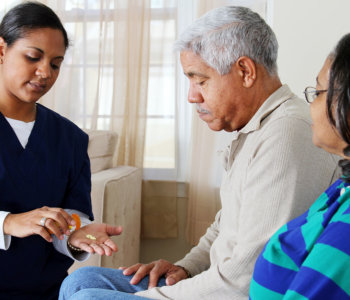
left=68, top=223, right=122, bottom=256
left=3, top=206, right=75, bottom=242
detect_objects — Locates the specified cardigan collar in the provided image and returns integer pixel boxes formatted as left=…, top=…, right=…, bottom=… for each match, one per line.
left=228, top=84, right=296, bottom=140
left=219, top=84, right=297, bottom=170
left=241, top=84, right=294, bottom=133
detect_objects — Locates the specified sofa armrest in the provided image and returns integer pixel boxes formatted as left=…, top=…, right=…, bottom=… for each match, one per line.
left=99, top=166, right=142, bottom=268
left=69, top=166, right=142, bottom=273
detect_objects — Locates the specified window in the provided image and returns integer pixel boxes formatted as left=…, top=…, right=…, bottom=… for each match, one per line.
left=0, top=0, right=180, bottom=179
left=144, top=1, right=176, bottom=169
left=62, top=0, right=177, bottom=171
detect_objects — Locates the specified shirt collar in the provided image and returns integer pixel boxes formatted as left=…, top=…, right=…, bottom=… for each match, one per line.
left=219, top=84, right=297, bottom=170
left=238, top=84, right=295, bottom=135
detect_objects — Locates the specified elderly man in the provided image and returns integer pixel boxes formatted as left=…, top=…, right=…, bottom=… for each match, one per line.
left=59, top=6, right=339, bottom=300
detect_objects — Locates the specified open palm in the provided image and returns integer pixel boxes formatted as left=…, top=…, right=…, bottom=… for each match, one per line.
left=68, top=223, right=123, bottom=256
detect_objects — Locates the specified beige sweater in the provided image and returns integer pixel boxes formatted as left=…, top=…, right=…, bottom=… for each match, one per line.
left=136, top=85, right=340, bottom=300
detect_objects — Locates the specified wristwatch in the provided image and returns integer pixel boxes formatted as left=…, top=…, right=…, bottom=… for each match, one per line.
left=67, top=240, right=84, bottom=252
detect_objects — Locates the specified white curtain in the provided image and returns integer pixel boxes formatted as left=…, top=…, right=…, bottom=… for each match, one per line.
left=38, top=0, right=151, bottom=168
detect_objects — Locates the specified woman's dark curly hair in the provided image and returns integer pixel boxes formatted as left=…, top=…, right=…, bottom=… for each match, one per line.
left=327, top=33, right=350, bottom=182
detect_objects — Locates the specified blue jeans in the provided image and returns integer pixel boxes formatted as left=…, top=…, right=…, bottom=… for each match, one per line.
left=59, top=266, right=167, bottom=300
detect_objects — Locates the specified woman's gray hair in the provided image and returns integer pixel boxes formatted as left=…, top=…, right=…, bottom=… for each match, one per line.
left=174, top=6, right=278, bottom=76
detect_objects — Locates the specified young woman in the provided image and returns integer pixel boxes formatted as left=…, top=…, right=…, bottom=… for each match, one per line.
left=250, top=33, right=350, bottom=299
left=0, top=2, right=122, bottom=299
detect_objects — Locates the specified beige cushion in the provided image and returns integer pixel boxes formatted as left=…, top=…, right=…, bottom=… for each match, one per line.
left=68, top=166, right=142, bottom=272
left=83, top=129, right=118, bottom=174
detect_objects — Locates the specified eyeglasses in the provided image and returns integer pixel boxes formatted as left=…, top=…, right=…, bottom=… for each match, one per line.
left=304, top=86, right=328, bottom=103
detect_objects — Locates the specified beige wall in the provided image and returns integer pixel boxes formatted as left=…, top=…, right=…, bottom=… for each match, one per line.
left=140, top=194, right=193, bottom=263
left=273, top=0, right=350, bottom=99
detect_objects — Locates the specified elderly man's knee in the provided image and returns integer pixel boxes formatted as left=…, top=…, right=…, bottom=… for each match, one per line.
left=69, top=288, right=99, bottom=300
left=67, top=266, right=102, bottom=284
left=60, top=266, right=102, bottom=299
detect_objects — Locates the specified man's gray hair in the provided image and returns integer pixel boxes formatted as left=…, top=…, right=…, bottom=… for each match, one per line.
left=174, top=6, right=278, bottom=76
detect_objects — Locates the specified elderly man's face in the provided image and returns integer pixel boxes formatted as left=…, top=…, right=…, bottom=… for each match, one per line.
left=180, top=50, right=253, bottom=132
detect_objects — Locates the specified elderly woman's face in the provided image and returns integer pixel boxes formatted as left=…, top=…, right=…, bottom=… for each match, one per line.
left=310, top=57, right=348, bottom=157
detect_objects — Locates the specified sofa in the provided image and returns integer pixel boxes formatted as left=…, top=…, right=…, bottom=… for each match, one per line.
left=69, top=129, right=142, bottom=273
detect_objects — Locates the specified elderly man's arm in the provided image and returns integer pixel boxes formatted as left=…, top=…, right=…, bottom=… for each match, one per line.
left=173, top=210, right=221, bottom=275
left=135, top=116, right=338, bottom=299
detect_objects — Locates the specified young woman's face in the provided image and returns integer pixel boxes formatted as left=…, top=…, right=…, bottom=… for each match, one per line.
left=310, top=57, right=348, bottom=157
left=0, top=27, right=66, bottom=104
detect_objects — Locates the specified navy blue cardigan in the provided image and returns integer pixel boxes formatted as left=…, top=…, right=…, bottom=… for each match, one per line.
left=0, top=104, right=94, bottom=299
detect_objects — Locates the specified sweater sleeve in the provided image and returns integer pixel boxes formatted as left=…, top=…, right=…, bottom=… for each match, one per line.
left=174, top=210, right=221, bottom=276
left=0, top=211, right=10, bottom=250
left=136, top=117, right=339, bottom=300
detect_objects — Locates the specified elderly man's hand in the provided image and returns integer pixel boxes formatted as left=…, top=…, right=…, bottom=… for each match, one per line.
left=120, top=259, right=189, bottom=289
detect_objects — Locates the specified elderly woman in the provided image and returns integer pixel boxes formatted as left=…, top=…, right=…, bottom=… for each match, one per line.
left=250, top=33, right=350, bottom=299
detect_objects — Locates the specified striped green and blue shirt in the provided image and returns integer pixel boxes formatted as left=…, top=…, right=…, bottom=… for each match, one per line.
left=250, top=178, right=350, bottom=299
